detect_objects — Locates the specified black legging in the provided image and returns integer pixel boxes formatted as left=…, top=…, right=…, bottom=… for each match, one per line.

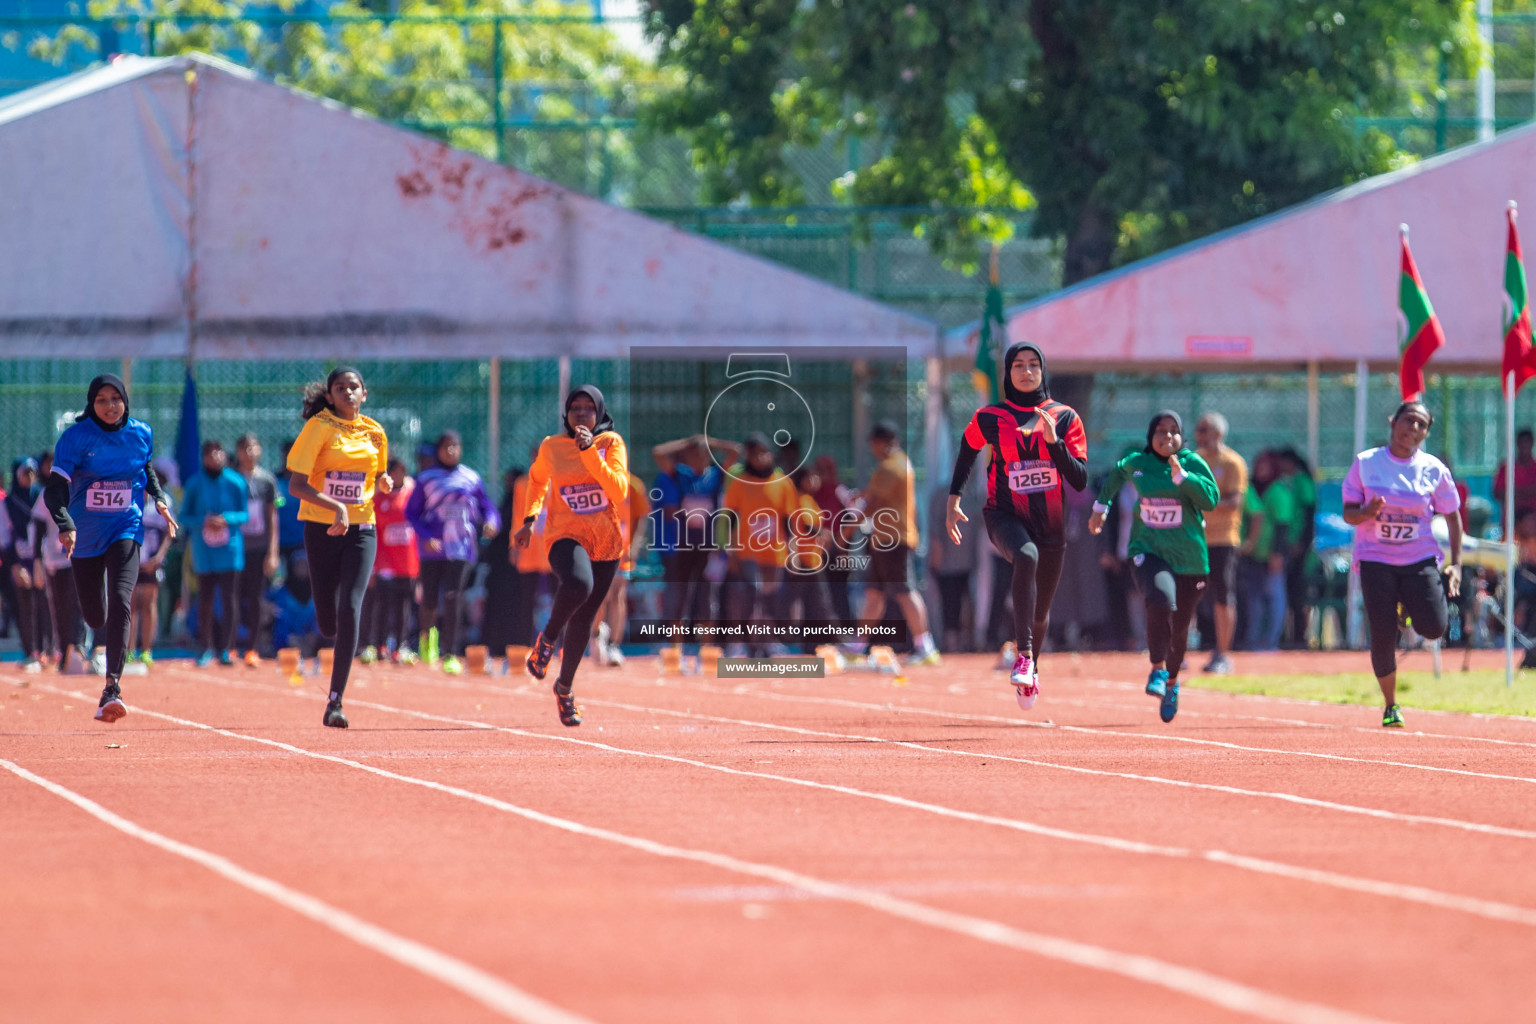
left=372, top=575, right=415, bottom=651
left=71, top=538, right=139, bottom=682
left=420, top=559, right=471, bottom=657
left=305, top=523, right=377, bottom=702
left=544, top=538, right=618, bottom=689
left=1132, top=552, right=1207, bottom=681
left=238, top=547, right=271, bottom=655
left=46, top=566, right=84, bottom=657
left=661, top=546, right=713, bottom=627
left=982, top=508, right=1065, bottom=660
left=12, top=579, right=46, bottom=659
left=1360, top=558, right=1447, bottom=679
left=935, top=572, right=969, bottom=635
left=197, top=570, right=237, bottom=653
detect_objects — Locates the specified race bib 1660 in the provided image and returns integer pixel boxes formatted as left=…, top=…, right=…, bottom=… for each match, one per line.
left=323, top=471, right=367, bottom=504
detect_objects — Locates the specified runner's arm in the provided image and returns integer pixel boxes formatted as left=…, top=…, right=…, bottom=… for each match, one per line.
left=1044, top=411, right=1089, bottom=491
left=42, top=472, right=74, bottom=533
left=144, top=462, right=168, bottom=507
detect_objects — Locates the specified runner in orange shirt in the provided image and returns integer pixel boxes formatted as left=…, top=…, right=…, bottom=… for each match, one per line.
left=515, top=385, right=629, bottom=726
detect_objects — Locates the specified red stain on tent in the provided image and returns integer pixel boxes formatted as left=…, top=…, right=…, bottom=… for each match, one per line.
left=396, top=143, right=549, bottom=253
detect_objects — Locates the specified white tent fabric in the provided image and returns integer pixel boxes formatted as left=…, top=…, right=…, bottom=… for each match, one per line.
left=948, top=124, right=1536, bottom=369
left=0, top=54, right=939, bottom=360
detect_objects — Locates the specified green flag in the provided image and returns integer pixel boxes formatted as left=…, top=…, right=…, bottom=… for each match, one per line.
left=972, top=249, right=1004, bottom=403
left=1397, top=228, right=1446, bottom=401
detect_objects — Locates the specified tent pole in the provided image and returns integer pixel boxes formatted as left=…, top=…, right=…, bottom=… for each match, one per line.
left=1346, top=359, right=1369, bottom=649
left=488, top=357, right=500, bottom=477
left=924, top=356, right=943, bottom=502
left=1478, top=0, right=1496, bottom=143
left=1305, top=359, right=1320, bottom=472
left=1508, top=370, right=1517, bottom=687
left=184, top=65, right=199, bottom=368
left=557, top=356, right=571, bottom=415
left=121, top=358, right=133, bottom=396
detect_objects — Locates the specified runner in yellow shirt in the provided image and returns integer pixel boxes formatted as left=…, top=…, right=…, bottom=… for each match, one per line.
left=285, top=367, right=391, bottom=729
left=851, top=422, right=939, bottom=665
left=515, top=385, right=629, bottom=726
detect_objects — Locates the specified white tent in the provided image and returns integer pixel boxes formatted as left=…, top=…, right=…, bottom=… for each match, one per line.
left=948, top=123, right=1536, bottom=370
left=0, top=53, right=939, bottom=360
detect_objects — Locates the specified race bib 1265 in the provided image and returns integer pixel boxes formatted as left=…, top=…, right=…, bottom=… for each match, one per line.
left=1007, top=460, right=1059, bottom=495
left=85, top=480, right=131, bottom=511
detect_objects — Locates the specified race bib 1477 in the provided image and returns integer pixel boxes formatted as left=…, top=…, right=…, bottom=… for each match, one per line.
left=85, top=480, right=131, bottom=511
left=323, top=471, right=367, bottom=505
left=1139, top=497, right=1183, bottom=529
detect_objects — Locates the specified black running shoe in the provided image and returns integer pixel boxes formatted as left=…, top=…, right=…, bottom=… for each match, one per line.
left=554, top=683, right=583, bottom=727
left=526, top=632, right=557, bottom=680
left=323, top=700, right=349, bottom=729
left=95, top=682, right=126, bottom=723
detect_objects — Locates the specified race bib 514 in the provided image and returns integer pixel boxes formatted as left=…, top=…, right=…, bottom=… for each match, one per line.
left=560, top=483, right=609, bottom=515
left=85, top=480, right=131, bottom=511
left=1007, top=460, right=1059, bottom=495
left=1139, top=497, right=1183, bottom=529
left=323, top=471, right=367, bottom=504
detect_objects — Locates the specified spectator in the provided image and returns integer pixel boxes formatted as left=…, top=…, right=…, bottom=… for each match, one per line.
left=234, top=432, right=282, bottom=664
left=1195, top=413, right=1247, bottom=673
left=928, top=481, right=979, bottom=652
left=1241, top=450, right=1291, bottom=651
left=1494, top=428, right=1536, bottom=526
left=1278, top=448, right=1317, bottom=648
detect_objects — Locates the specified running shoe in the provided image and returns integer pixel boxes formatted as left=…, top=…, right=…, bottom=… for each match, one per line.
left=1159, top=681, right=1179, bottom=723
left=138, top=650, right=155, bottom=669
left=525, top=632, right=556, bottom=680
left=1382, top=704, right=1405, bottom=728
left=21, top=657, right=42, bottom=675
left=1202, top=653, right=1232, bottom=675
left=905, top=648, right=942, bottom=667
left=395, top=648, right=420, bottom=666
left=95, top=683, right=126, bottom=723
left=90, top=650, right=107, bottom=675
left=606, top=645, right=626, bottom=668
left=359, top=646, right=378, bottom=665
left=323, top=700, right=349, bottom=729
left=1010, top=653, right=1038, bottom=710
left=553, top=682, right=583, bottom=727
left=218, top=650, right=235, bottom=667
left=196, top=650, right=215, bottom=668
left=442, top=655, right=464, bottom=676
left=1145, top=668, right=1169, bottom=698
left=243, top=650, right=260, bottom=668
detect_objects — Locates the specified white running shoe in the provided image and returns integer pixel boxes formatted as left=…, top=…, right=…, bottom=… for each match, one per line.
left=90, top=650, right=107, bottom=676
left=1010, top=653, right=1038, bottom=710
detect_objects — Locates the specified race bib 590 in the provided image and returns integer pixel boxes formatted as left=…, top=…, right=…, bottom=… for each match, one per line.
left=560, top=483, right=609, bottom=514
left=323, top=471, right=367, bottom=504
left=1007, top=460, right=1059, bottom=495
left=1139, top=497, right=1183, bottom=529
left=85, top=480, right=131, bottom=511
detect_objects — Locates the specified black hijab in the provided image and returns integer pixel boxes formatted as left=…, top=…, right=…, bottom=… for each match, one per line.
left=5, top=458, right=36, bottom=537
left=1002, top=342, right=1049, bottom=407
left=1144, top=409, right=1185, bottom=457
left=78, top=373, right=130, bottom=431
left=563, top=384, right=614, bottom=439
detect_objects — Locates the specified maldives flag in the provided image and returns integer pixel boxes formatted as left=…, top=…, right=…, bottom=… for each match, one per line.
left=1397, top=231, right=1446, bottom=400
left=1503, top=204, right=1536, bottom=391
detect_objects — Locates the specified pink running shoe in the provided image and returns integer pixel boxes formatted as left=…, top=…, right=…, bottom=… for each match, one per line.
left=1010, top=653, right=1038, bottom=710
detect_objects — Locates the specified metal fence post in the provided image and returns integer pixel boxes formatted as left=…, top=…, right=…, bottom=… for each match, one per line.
left=488, top=357, right=501, bottom=476
left=492, top=15, right=505, bottom=164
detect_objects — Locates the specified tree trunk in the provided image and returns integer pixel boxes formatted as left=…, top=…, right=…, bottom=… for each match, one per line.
left=1063, top=200, right=1115, bottom=285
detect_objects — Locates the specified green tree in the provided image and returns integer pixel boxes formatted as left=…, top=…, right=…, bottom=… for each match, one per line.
left=28, top=0, right=678, bottom=201
left=644, top=0, right=1478, bottom=282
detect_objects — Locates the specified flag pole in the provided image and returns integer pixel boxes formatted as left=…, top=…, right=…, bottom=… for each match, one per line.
left=1509, top=202, right=1521, bottom=687
left=1508, top=365, right=1517, bottom=687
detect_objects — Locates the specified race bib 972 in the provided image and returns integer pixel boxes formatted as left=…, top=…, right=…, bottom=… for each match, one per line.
left=1139, top=498, right=1183, bottom=529
left=1007, top=460, right=1059, bottom=495
left=85, top=481, right=131, bottom=511
left=560, top=483, right=609, bottom=515
left=1375, top=511, right=1419, bottom=544
left=323, top=471, right=367, bottom=505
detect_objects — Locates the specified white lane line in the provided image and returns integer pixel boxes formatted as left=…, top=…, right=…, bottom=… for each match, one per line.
left=0, top=757, right=595, bottom=1024
left=637, top=678, right=1536, bottom=787
left=44, top=698, right=1389, bottom=1024
left=104, top=680, right=1536, bottom=927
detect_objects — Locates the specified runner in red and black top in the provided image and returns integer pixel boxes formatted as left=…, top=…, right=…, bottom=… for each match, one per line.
left=946, top=341, right=1087, bottom=710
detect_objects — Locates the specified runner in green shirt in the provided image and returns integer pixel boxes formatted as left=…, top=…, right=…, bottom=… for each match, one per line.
left=1089, top=410, right=1219, bottom=722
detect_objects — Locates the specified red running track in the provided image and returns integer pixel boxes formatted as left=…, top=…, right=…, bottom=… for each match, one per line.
left=4, top=652, right=1535, bottom=1023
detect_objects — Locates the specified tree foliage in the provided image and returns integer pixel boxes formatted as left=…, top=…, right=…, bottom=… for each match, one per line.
left=644, top=0, right=1478, bottom=281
